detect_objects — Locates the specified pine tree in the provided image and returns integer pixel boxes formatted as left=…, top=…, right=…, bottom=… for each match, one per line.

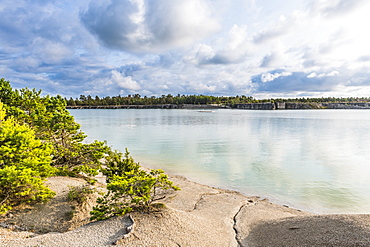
left=0, top=101, right=55, bottom=214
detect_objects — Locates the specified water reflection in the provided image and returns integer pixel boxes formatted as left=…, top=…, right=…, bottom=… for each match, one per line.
left=71, top=109, right=370, bottom=214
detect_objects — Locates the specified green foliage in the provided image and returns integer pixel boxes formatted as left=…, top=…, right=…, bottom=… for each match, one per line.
left=0, top=79, right=180, bottom=218
left=0, top=90, right=183, bottom=216
left=68, top=90, right=370, bottom=108
left=0, top=101, right=55, bottom=177
left=66, top=93, right=255, bottom=106
left=90, top=150, right=180, bottom=221
left=107, top=169, right=179, bottom=207
left=67, top=185, right=95, bottom=204
left=0, top=115, right=55, bottom=177
left=0, top=79, right=22, bottom=118
left=0, top=166, right=55, bottom=214
left=0, top=100, right=56, bottom=214
left=89, top=191, right=133, bottom=221
left=53, top=140, right=109, bottom=177
left=102, top=148, right=141, bottom=182
left=0, top=78, right=111, bottom=176
left=0, top=101, right=5, bottom=121
left=0, top=79, right=111, bottom=214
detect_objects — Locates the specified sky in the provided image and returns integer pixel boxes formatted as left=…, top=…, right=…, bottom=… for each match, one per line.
left=1, top=0, right=370, bottom=99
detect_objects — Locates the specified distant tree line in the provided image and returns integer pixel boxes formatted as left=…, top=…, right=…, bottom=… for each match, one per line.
left=66, top=94, right=370, bottom=107
left=271, top=97, right=370, bottom=103
left=66, top=94, right=255, bottom=106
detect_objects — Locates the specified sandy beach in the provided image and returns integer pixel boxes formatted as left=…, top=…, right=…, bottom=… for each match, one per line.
left=1, top=175, right=370, bottom=246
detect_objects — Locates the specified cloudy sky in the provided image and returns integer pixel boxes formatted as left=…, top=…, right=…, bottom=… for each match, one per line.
left=1, top=0, right=370, bottom=98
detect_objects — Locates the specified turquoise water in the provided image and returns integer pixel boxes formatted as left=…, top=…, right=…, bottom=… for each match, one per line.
left=70, top=109, right=370, bottom=214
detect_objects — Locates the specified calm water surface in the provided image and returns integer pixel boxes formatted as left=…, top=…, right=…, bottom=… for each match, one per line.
left=70, top=109, right=370, bottom=214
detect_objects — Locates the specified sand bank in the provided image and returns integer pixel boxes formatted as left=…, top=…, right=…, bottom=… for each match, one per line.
left=1, top=175, right=370, bottom=246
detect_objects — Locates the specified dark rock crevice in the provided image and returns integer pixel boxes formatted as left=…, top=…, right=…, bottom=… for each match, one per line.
left=233, top=199, right=258, bottom=247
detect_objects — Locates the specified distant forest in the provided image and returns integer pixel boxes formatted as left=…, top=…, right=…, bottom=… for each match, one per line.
left=66, top=94, right=370, bottom=106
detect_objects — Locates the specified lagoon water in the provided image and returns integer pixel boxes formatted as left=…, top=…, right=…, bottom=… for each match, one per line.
left=70, top=109, right=370, bottom=214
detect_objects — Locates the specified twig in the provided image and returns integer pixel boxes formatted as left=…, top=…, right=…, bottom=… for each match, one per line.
left=113, top=214, right=136, bottom=245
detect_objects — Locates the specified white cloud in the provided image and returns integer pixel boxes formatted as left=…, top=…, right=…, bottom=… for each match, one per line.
left=187, top=81, right=217, bottom=93
left=81, top=0, right=220, bottom=53
left=14, top=57, right=41, bottom=69
left=261, top=71, right=292, bottom=83
left=2, top=0, right=370, bottom=98
left=184, top=44, right=215, bottom=65
left=110, top=70, right=141, bottom=91
left=185, top=25, right=251, bottom=65
left=307, top=0, right=366, bottom=17
left=253, top=18, right=289, bottom=44
left=307, top=70, right=340, bottom=78
left=327, top=71, right=340, bottom=77
left=34, top=39, right=74, bottom=64
left=307, top=72, right=317, bottom=78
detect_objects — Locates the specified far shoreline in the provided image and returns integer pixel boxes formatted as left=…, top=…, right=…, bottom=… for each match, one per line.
left=67, top=102, right=370, bottom=110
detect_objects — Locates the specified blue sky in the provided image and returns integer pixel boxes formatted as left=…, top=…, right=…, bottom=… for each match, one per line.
left=1, top=0, right=370, bottom=98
